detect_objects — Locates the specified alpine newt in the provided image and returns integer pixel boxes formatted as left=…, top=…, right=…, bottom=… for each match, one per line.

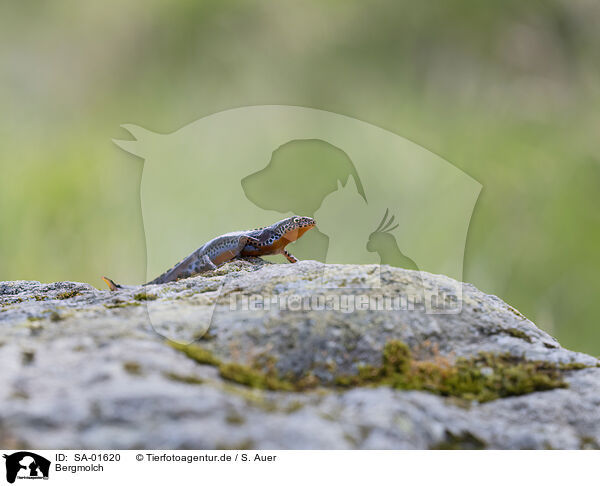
left=103, top=216, right=316, bottom=290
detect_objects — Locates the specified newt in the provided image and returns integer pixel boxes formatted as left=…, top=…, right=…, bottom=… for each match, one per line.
left=103, top=215, right=316, bottom=290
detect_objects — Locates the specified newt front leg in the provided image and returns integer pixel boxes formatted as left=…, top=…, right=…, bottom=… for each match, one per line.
left=282, top=249, right=298, bottom=263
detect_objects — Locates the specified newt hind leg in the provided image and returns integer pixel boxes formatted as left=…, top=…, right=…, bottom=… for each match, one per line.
left=192, top=254, right=218, bottom=273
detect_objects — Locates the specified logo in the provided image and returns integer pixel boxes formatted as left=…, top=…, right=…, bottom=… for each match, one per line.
left=115, top=105, right=481, bottom=343
left=3, top=452, right=50, bottom=483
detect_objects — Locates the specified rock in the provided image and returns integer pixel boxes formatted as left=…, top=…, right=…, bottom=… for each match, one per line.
left=0, top=259, right=598, bottom=449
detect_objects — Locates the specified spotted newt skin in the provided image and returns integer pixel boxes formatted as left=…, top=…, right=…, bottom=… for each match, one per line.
left=103, top=215, right=316, bottom=290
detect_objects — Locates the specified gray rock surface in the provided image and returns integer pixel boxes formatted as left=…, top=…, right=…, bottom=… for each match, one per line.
left=0, top=259, right=598, bottom=449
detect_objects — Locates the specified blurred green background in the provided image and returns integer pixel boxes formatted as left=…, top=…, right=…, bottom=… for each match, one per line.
left=1, top=1, right=599, bottom=354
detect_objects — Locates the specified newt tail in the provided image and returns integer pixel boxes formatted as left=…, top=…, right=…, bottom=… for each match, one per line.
left=102, top=276, right=122, bottom=292
left=103, top=215, right=316, bottom=290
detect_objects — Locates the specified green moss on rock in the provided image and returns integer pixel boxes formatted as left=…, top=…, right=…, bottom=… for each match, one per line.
left=168, top=340, right=294, bottom=391
left=169, top=339, right=580, bottom=402
left=225, top=411, right=246, bottom=425
left=505, top=328, right=532, bottom=343
left=104, top=300, right=141, bottom=309
left=219, top=363, right=294, bottom=391
left=134, top=292, right=158, bottom=301
left=163, top=371, right=204, bottom=385
left=56, top=290, right=80, bottom=300
left=335, top=340, right=570, bottom=402
left=123, top=361, right=142, bottom=375
left=168, top=340, right=221, bottom=366
left=21, top=350, right=35, bottom=365
left=1, top=297, right=23, bottom=306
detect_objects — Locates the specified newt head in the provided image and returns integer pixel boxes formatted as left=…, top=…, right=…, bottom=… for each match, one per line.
left=274, top=215, right=316, bottom=243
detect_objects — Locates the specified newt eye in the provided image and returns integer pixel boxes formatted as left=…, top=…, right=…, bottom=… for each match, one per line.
left=293, top=217, right=300, bottom=223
